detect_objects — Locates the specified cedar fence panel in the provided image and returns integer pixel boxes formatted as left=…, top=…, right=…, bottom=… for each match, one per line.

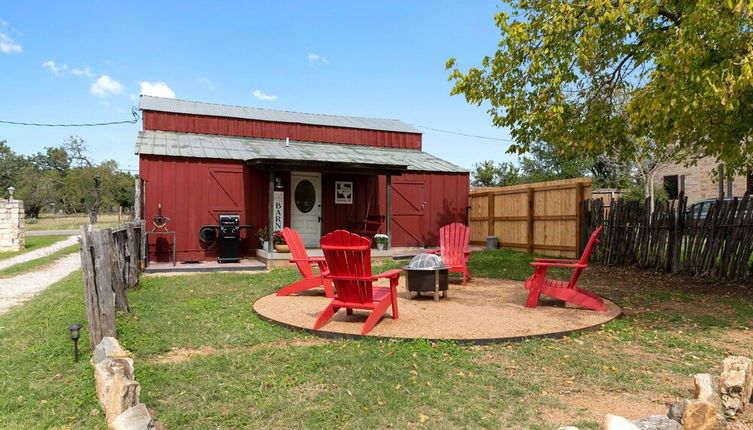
left=582, top=193, right=753, bottom=281
left=79, top=221, right=144, bottom=348
left=469, top=177, right=592, bottom=258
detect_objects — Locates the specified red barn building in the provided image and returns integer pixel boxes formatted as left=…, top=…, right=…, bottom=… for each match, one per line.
left=135, top=96, right=469, bottom=262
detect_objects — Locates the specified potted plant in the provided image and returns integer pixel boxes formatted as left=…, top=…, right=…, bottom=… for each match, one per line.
left=273, top=230, right=289, bottom=253
left=374, top=234, right=389, bottom=251
left=257, top=227, right=269, bottom=250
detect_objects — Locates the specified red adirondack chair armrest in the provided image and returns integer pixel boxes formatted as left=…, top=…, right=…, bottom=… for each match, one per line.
left=463, top=249, right=474, bottom=255
left=529, top=262, right=586, bottom=268
left=372, top=269, right=402, bottom=280
left=425, top=249, right=440, bottom=255
left=533, top=258, right=578, bottom=263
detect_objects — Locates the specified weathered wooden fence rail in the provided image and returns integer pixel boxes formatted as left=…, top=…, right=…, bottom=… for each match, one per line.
left=80, top=221, right=145, bottom=347
left=582, top=193, right=753, bottom=281
left=469, top=177, right=593, bottom=258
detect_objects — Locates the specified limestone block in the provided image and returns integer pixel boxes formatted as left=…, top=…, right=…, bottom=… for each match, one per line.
left=600, top=414, right=639, bottom=430
left=694, top=374, right=723, bottom=410
left=94, top=337, right=129, bottom=364
left=683, top=400, right=726, bottom=430
left=632, top=415, right=682, bottom=430
left=109, top=403, right=155, bottom=430
left=94, top=357, right=140, bottom=423
left=720, top=356, right=753, bottom=418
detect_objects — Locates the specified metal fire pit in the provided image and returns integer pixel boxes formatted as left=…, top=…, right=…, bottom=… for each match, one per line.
left=403, top=253, right=450, bottom=301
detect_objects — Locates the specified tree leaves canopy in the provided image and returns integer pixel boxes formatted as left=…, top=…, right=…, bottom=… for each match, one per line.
left=447, top=0, right=753, bottom=174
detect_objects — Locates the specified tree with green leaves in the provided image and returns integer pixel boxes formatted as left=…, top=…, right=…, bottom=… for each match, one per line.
left=471, top=160, right=522, bottom=187
left=447, top=1, right=753, bottom=174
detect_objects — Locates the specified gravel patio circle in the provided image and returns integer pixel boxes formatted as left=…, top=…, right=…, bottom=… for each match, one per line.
left=253, top=277, right=622, bottom=344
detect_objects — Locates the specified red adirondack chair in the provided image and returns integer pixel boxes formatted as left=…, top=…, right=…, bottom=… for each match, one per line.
left=276, top=227, right=334, bottom=298
left=524, top=226, right=606, bottom=311
left=426, top=223, right=473, bottom=286
left=314, top=230, right=401, bottom=335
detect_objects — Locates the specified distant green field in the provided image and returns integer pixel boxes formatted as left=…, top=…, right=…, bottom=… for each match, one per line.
left=25, top=213, right=123, bottom=231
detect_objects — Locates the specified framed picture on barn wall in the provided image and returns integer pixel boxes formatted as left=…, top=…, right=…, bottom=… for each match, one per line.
left=335, top=181, right=353, bottom=204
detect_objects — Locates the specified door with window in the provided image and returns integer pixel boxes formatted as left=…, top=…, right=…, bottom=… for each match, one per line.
left=291, top=172, right=322, bottom=247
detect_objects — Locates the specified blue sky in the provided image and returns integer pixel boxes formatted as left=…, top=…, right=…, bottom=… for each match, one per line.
left=0, top=1, right=517, bottom=172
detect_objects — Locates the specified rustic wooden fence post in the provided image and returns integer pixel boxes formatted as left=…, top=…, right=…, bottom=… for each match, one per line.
left=80, top=226, right=116, bottom=348
left=80, top=222, right=143, bottom=348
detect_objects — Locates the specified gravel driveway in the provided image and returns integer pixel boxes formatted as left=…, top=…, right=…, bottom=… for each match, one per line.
left=0, top=239, right=82, bottom=316
left=0, top=235, right=78, bottom=271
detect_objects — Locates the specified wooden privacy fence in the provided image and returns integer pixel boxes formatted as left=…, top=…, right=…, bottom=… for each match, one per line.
left=469, top=178, right=593, bottom=257
left=582, top=193, right=753, bottom=281
left=79, top=221, right=144, bottom=347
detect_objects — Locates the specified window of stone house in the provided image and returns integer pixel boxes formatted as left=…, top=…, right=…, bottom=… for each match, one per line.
left=664, top=175, right=679, bottom=200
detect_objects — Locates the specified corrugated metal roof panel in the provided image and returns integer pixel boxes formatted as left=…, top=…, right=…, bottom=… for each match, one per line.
left=140, top=96, right=422, bottom=134
left=134, top=131, right=466, bottom=173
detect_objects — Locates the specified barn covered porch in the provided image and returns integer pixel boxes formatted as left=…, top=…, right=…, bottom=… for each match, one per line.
left=250, top=155, right=417, bottom=269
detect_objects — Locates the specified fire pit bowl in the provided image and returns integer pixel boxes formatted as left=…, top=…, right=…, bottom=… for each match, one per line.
left=403, top=253, right=451, bottom=301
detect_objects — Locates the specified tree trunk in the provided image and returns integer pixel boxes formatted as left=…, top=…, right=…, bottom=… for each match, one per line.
left=89, top=206, right=99, bottom=224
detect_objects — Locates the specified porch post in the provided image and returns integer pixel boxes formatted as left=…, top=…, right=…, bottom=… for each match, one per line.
left=386, top=174, right=392, bottom=250
left=268, top=170, right=275, bottom=252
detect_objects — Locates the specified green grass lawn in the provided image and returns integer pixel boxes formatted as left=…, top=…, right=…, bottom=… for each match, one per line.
left=25, top=213, right=122, bottom=231
left=0, top=271, right=101, bottom=429
left=2, top=250, right=752, bottom=429
left=0, top=235, right=70, bottom=261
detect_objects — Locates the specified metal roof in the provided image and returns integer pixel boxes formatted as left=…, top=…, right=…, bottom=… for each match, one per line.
left=140, top=96, right=422, bottom=134
left=135, top=130, right=466, bottom=173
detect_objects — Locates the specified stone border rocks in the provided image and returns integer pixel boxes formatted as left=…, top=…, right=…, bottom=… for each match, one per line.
left=556, top=356, right=753, bottom=430
left=93, top=337, right=155, bottom=430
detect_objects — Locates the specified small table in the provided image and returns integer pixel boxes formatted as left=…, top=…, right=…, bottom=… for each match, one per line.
left=145, top=231, right=176, bottom=266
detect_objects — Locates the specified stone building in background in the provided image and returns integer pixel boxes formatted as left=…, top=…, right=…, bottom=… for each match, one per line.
left=654, top=157, right=750, bottom=204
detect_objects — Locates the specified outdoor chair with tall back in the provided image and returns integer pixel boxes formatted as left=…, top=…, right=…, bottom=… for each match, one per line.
left=426, top=223, right=473, bottom=286
left=314, top=230, right=401, bottom=335
left=276, top=227, right=334, bottom=298
left=524, top=226, right=606, bottom=312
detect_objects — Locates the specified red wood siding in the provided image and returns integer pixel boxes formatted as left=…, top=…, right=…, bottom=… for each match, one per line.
left=140, top=155, right=258, bottom=261
left=143, top=111, right=422, bottom=150
left=379, top=172, right=469, bottom=247
left=322, top=174, right=380, bottom=234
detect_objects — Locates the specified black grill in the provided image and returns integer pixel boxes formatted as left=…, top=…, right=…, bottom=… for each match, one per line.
left=199, top=214, right=252, bottom=263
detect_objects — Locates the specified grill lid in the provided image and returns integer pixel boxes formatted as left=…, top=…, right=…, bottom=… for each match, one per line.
left=404, top=253, right=450, bottom=271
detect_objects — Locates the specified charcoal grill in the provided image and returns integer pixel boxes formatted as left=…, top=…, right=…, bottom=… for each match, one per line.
left=403, top=253, right=450, bottom=301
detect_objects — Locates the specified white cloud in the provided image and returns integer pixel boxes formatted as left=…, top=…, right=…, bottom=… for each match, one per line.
left=253, top=89, right=277, bottom=101
left=198, top=77, right=215, bottom=90
left=91, top=75, right=124, bottom=96
left=307, top=53, right=328, bottom=64
left=0, top=32, right=21, bottom=54
left=71, top=66, right=95, bottom=77
left=42, top=60, right=68, bottom=74
left=139, top=81, right=175, bottom=98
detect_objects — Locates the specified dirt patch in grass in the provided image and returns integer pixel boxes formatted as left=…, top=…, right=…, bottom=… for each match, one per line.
left=546, top=390, right=667, bottom=423
left=150, top=337, right=333, bottom=364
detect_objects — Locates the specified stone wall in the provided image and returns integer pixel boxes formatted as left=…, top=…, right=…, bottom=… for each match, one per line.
left=0, top=200, right=24, bottom=253
left=654, top=158, right=748, bottom=204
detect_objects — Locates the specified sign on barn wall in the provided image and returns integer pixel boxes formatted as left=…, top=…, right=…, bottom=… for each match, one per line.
left=273, top=191, right=284, bottom=231
left=335, top=181, right=353, bottom=204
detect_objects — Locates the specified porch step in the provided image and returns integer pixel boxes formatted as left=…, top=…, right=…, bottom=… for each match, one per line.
left=144, top=258, right=266, bottom=274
